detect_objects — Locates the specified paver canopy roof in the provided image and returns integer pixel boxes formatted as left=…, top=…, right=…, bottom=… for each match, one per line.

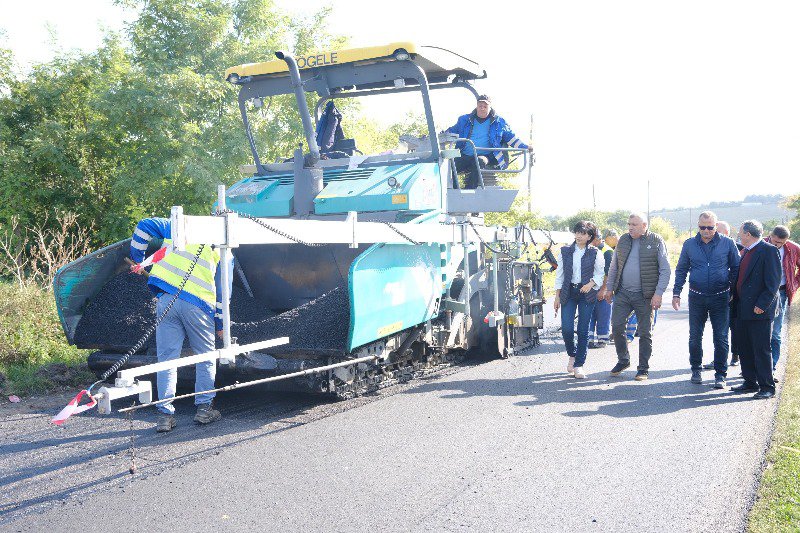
left=224, top=42, right=486, bottom=88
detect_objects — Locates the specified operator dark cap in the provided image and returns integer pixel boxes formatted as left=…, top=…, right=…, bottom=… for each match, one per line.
left=477, top=94, right=491, bottom=104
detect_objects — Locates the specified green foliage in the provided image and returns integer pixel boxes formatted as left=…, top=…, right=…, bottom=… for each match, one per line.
left=0, top=0, right=350, bottom=248
left=0, top=283, right=86, bottom=367
left=550, top=209, right=631, bottom=235
left=648, top=216, right=677, bottom=241
left=0, top=282, right=94, bottom=395
left=785, top=194, right=800, bottom=239
left=485, top=194, right=548, bottom=227
left=747, top=318, right=800, bottom=531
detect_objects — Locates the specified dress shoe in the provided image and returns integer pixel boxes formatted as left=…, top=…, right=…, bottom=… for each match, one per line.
left=752, top=390, right=775, bottom=400
left=731, top=384, right=759, bottom=393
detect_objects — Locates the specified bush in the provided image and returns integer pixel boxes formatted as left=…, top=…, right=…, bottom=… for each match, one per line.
left=649, top=216, right=677, bottom=242
left=0, top=283, right=90, bottom=395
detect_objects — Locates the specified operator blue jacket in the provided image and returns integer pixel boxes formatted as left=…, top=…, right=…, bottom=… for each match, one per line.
left=130, top=217, right=232, bottom=330
left=446, top=109, right=528, bottom=169
left=673, top=232, right=741, bottom=297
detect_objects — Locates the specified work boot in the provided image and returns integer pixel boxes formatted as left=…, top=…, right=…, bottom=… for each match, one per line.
left=691, top=370, right=703, bottom=384
left=730, top=354, right=740, bottom=366
left=156, top=414, right=176, bottom=433
left=567, top=356, right=576, bottom=374
left=194, top=402, right=222, bottom=425
left=610, top=362, right=630, bottom=376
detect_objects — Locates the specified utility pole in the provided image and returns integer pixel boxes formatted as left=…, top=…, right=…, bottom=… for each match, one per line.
left=527, top=113, right=534, bottom=213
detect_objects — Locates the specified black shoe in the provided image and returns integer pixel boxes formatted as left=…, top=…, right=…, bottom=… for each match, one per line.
left=634, top=371, right=649, bottom=381
left=753, top=390, right=775, bottom=400
left=194, top=402, right=222, bottom=425
left=588, top=341, right=599, bottom=349
left=731, top=384, right=759, bottom=393
left=690, top=370, right=703, bottom=384
left=714, top=377, right=726, bottom=389
left=610, top=362, right=630, bottom=376
left=702, top=362, right=715, bottom=370
left=730, top=354, right=740, bottom=366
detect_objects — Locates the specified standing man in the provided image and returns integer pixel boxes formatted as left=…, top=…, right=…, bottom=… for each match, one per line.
left=709, top=220, right=744, bottom=368
left=447, top=95, right=532, bottom=189
left=672, top=212, right=740, bottom=389
left=605, top=213, right=672, bottom=380
left=731, top=220, right=781, bottom=400
left=589, top=229, right=617, bottom=348
left=765, top=225, right=800, bottom=370
left=130, top=217, right=231, bottom=432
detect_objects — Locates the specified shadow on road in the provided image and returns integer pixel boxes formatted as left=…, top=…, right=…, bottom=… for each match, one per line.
left=403, top=367, right=756, bottom=418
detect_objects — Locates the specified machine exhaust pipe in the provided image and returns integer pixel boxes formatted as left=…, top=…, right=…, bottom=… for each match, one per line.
left=275, top=51, right=321, bottom=167
left=276, top=51, right=324, bottom=216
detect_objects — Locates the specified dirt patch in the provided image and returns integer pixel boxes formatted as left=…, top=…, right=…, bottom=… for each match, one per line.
left=35, top=362, right=92, bottom=386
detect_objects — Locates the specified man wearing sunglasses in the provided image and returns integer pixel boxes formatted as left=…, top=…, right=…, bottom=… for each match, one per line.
left=672, top=212, right=741, bottom=389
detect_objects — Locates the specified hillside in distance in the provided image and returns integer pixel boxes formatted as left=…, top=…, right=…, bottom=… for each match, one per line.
left=651, top=195, right=794, bottom=233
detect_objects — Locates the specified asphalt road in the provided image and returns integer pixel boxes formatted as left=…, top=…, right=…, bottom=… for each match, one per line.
left=0, top=306, right=789, bottom=532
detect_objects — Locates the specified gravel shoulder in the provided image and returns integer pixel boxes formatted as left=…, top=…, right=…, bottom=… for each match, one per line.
left=0, top=307, right=786, bottom=532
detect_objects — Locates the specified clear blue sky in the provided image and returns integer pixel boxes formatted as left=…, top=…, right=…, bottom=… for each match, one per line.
left=3, top=0, right=799, bottom=215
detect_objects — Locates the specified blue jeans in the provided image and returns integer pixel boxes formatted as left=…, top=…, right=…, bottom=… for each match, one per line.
left=688, top=291, right=729, bottom=377
left=561, top=285, right=597, bottom=367
left=771, top=289, right=788, bottom=369
left=155, top=296, right=217, bottom=415
left=589, top=297, right=612, bottom=342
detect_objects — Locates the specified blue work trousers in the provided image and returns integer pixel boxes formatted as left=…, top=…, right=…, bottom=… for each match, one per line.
left=688, top=291, right=730, bottom=377
left=589, top=297, right=612, bottom=342
left=155, top=296, right=217, bottom=415
left=560, top=285, right=597, bottom=367
left=771, top=288, right=788, bottom=369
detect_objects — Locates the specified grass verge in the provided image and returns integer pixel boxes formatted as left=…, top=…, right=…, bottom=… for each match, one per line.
left=0, top=283, right=92, bottom=396
left=748, top=311, right=800, bottom=531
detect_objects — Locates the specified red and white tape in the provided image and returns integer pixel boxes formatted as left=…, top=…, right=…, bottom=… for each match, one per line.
left=131, top=245, right=172, bottom=273
left=52, top=389, right=97, bottom=426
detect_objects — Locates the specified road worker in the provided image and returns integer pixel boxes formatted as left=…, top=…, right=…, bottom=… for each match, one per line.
left=130, top=217, right=231, bottom=432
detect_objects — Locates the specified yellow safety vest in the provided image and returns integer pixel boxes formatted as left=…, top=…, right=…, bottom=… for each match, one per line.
left=149, top=239, right=220, bottom=306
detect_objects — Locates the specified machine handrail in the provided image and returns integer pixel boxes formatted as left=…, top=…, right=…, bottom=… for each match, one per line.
left=452, top=138, right=529, bottom=188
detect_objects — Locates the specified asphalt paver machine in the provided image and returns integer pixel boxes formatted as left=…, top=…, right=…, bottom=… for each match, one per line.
left=54, top=42, right=566, bottom=410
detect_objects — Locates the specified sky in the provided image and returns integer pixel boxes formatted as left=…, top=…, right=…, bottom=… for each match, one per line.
left=2, top=0, right=799, bottom=215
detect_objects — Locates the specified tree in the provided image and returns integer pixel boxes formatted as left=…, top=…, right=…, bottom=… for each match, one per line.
left=786, top=194, right=800, bottom=239
left=0, top=0, right=350, bottom=249
left=648, top=216, right=677, bottom=241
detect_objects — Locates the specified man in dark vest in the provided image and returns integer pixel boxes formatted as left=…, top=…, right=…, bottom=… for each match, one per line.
left=604, top=213, right=672, bottom=380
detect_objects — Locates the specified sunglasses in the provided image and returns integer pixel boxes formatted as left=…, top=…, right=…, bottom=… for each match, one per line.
left=698, top=226, right=715, bottom=231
